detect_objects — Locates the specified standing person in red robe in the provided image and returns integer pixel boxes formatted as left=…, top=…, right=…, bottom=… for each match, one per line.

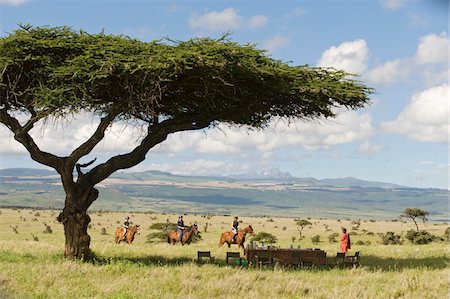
left=340, top=227, right=351, bottom=253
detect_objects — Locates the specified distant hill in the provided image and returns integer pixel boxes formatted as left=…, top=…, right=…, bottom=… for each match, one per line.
left=0, top=168, right=448, bottom=221
left=0, top=168, right=56, bottom=177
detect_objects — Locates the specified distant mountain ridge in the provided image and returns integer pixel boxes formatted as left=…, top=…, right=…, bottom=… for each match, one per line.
left=0, top=168, right=447, bottom=221
left=0, top=167, right=420, bottom=189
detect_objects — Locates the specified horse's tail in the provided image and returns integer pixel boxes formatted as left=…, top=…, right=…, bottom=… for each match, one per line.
left=167, top=234, right=171, bottom=244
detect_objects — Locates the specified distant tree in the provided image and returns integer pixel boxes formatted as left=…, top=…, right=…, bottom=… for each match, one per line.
left=251, top=232, right=278, bottom=244
left=295, top=219, right=312, bottom=239
left=400, top=208, right=429, bottom=231
left=0, top=26, right=372, bottom=259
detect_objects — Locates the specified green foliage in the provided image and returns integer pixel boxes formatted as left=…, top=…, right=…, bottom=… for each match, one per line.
left=146, top=222, right=201, bottom=243
left=296, top=219, right=312, bottom=227
left=149, top=222, right=177, bottom=231
left=405, top=230, right=435, bottom=245
left=295, top=219, right=312, bottom=239
left=1, top=25, right=372, bottom=127
left=251, top=232, right=278, bottom=243
left=328, top=232, right=339, bottom=243
left=444, top=227, right=450, bottom=242
left=400, top=208, right=429, bottom=231
left=379, top=231, right=402, bottom=245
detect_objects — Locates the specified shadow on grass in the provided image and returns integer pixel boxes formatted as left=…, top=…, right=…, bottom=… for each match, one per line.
left=359, top=255, right=448, bottom=271
left=86, top=252, right=447, bottom=271
left=88, top=252, right=193, bottom=266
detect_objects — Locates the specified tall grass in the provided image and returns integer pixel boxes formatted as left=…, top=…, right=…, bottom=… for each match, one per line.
left=0, top=208, right=448, bottom=298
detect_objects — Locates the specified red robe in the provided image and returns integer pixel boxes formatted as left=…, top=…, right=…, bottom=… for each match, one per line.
left=340, top=233, right=351, bottom=253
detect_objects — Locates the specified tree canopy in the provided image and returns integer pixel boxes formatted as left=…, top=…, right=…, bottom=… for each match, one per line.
left=0, top=25, right=373, bottom=259
left=400, top=208, right=429, bottom=231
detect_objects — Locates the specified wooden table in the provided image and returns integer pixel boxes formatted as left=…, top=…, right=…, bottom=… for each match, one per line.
left=244, top=248, right=327, bottom=266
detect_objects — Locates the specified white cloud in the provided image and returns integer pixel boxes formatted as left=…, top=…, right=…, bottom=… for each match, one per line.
left=357, top=141, right=384, bottom=155
left=159, top=109, right=374, bottom=155
left=380, top=0, right=405, bottom=9
left=263, top=35, right=290, bottom=51
left=415, top=32, right=449, bottom=65
left=247, top=15, right=267, bottom=28
left=189, top=8, right=241, bottom=31
left=188, top=8, right=267, bottom=31
left=422, top=68, right=449, bottom=86
left=317, top=39, right=370, bottom=75
left=135, top=159, right=250, bottom=177
left=366, top=59, right=409, bottom=85
left=0, top=0, right=26, bottom=6
left=382, top=84, right=449, bottom=143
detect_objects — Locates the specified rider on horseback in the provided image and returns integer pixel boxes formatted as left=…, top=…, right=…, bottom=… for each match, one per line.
left=123, top=216, right=130, bottom=239
left=177, top=215, right=185, bottom=242
left=231, top=216, right=239, bottom=242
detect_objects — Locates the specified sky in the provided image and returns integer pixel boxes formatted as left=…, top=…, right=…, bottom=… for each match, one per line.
left=0, top=0, right=448, bottom=189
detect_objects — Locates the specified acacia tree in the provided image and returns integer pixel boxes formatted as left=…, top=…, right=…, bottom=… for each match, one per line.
left=295, top=219, right=312, bottom=239
left=400, top=208, right=429, bottom=231
left=0, top=26, right=372, bottom=259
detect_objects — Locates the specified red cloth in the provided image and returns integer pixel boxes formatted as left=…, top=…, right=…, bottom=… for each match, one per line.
left=340, top=233, right=351, bottom=253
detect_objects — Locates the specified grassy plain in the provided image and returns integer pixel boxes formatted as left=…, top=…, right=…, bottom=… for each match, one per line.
left=0, top=208, right=448, bottom=298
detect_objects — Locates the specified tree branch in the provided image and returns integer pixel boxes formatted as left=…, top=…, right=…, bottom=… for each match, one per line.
left=66, top=111, right=118, bottom=169
left=0, top=108, right=62, bottom=171
left=82, top=116, right=214, bottom=186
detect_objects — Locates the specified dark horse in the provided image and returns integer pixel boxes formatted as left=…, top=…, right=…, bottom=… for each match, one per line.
left=115, top=225, right=140, bottom=244
left=167, top=224, right=198, bottom=245
left=219, top=225, right=255, bottom=249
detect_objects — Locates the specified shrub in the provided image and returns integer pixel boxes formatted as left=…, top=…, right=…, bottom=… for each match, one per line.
left=251, top=232, right=278, bottom=244
left=42, top=222, right=53, bottom=234
left=328, top=232, right=339, bottom=243
left=311, top=235, right=320, bottom=244
left=380, top=231, right=402, bottom=245
left=405, top=230, right=435, bottom=244
left=444, top=227, right=450, bottom=242
left=10, top=225, right=18, bottom=234
left=100, top=228, right=108, bottom=235
left=146, top=223, right=201, bottom=244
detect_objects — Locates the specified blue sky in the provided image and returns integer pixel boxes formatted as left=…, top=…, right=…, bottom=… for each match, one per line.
left=0, top=0, right=448, bottom=189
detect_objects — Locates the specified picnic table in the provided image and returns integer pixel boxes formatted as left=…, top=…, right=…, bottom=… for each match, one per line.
left=244, top=247, right=327, bottom=266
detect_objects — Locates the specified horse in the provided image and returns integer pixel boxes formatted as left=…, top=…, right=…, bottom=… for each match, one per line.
left=219, top=225, right=255, bottom=249
left=115, top=225, right=140, bottom=244
left=167, top=224, right=198, bottom=245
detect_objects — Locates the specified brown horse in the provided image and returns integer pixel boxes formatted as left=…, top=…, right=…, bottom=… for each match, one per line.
left=115, top=225, right=140, bottom=244
left=219, top=225, right=255, bottom=249
left=167, top=224, right=198, bottom=245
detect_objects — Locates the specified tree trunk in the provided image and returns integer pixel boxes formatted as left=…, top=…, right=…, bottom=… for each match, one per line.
left=58, top=186, right=98, bottom=259
left=412, top=218, right=419, bottom=231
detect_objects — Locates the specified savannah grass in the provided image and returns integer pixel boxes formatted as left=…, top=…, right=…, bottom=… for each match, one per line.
left=0, top=208, right=448, bottom=298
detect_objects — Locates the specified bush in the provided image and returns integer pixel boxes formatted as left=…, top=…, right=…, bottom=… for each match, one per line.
left=251, top=232, right=278, bottom=243
left=328, top=232, right=339, bottom=243
left=42, top=222, right=53, bottom=234
left=405, top=230, right=435, bottom=245
left=311, top=235, right=320, bottom=244
left=380, top=231, right=402, bottom=245
left=100, top=228, right=108, bottom=235
left=149, top=222, right=177, bottom=231
left=146, top=223, right=201, bottom=244
left=444, top=227, right=450, bottom=242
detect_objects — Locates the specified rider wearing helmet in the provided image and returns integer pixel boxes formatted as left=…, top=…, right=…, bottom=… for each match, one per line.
left=123, top=216, right=130, bottom=239
left=177, top=215, right=185, bottom=242
left=231, top=216, right=239, bottom=242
